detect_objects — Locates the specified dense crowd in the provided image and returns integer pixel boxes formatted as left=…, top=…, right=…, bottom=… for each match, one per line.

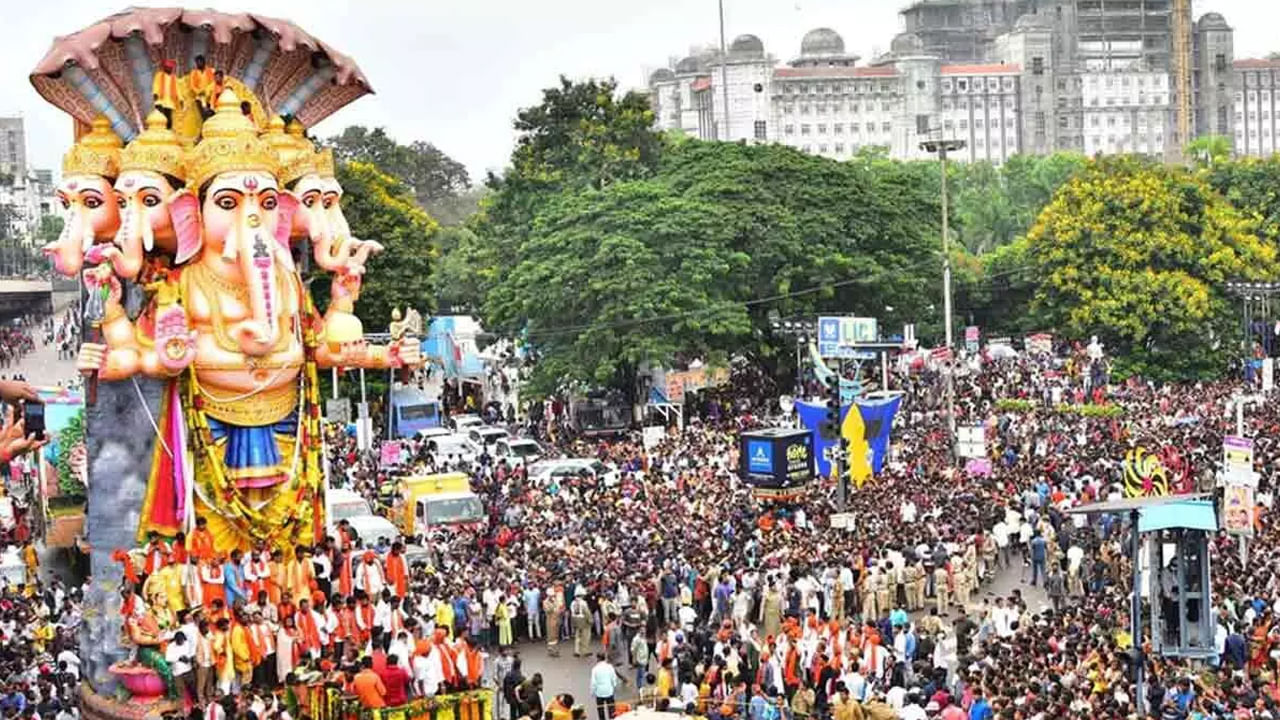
left=113, top=344, right=1280, bottom=720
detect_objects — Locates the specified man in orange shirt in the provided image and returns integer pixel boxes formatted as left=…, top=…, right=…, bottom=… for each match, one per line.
left=187, top=54, right=215, bottom=118
left=385, top=543, right=408, bottom=598
left=352, top=656, right=387, bottom=708
left=189, top=517, right=215, bottom=562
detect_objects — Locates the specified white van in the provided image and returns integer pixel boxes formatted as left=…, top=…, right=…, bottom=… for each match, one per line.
left=325, top=488, right=401, bottom=545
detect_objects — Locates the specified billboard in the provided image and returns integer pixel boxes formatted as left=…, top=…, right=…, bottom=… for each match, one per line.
left=817, top=316, right=878, bottom=358
left=738, top=428, right=814, bottom=490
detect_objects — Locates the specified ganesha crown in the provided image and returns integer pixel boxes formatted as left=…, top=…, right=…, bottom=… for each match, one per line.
left=62, top=116, right=122, bottom=179
left=185, top=90, right=279, bottom=190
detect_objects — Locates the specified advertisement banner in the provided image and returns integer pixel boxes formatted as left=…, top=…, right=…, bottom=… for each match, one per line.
left=965, top=458, right=993, bottom=476
left=746, top=440, right=773, bottom=474
left=380, top=441, right=403, bottom=467
left=958, top=425, right=986, bottom=459
left=964, top=326, right=980, bottom=353
left=1224, top=483, right=1255, bottom=536
left=796, top=394, right=901, bottom=486
left=1223, top=436, right=1256, bottom=486
left=817, top=316, right=878, bottom=358
left=1025, top=333, right=1054, bottom=355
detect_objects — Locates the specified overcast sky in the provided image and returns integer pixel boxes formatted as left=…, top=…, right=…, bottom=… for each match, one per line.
left=7, top=0, right=1273, bottom=183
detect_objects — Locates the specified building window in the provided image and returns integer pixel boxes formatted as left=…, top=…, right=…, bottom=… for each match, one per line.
left=942, top=80, right=952, bottom=92
left=851, top=123, right=860, bottom=132
left=818, top=124, right=827, bottom=134
left=976, top=119, right=984, bottom=129
left=784, top=105, right=794, bottom=114
left=881, top=122, right=891, bottom=133
left=851, top=103, right=859, bottom=112
left=801, top=104, right=811, bottom=115
left=815, top=85, right=826, bottom=93
left=785, top=124, right=795, bottom=136
left=754, top=120, right=767, bottom=139
left=958, top=80, right=968, bottom=91
left=882, top=102, right=891, bottom=111
left=960, top=119, right=968, bottom=130
left=1108, top=116, right=1116, bottom=127
left=1032, top=57, right=1044, bottom=75
left=818, top=144, right=828, bottom=152
left=833, top=123, right=844, bottom=134
left=801, top=124, right=811, bottom=136
left=1215, top=53, right=1227, bottom=72
left=834, top=143, right=845, bottom=153
left=1035, top=111, right=1046, bottom=133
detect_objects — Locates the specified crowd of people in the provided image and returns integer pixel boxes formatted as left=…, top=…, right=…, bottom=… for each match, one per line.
left=107, top=342, right=1280, bottom=720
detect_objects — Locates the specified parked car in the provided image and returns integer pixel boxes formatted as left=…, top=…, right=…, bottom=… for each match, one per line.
left=326, top=488, right=401, bottom=545
left=527, top=458, right=620, bottom=488
left=425, top=433, right=479, bottom=467
left=468, top=426, right=510, bottom=451
left=449, top=414, right=484, bottom=432
left=494, top=437, right=543, bottom=466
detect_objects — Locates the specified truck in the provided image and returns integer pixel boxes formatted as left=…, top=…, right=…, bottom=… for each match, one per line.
left=390, top=385, right=443, bottom=439
left=397, top=472, right=485, bottom=538
left=569, top=390, right=631, bottom=437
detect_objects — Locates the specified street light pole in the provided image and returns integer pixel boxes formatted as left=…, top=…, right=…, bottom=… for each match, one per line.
left=921, top=137, right=965, bottom=460
left=717, top=0, right=731, bottom=141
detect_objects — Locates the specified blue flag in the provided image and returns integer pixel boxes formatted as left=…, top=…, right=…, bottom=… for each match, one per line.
left=795, top=394, right=902, bottom=484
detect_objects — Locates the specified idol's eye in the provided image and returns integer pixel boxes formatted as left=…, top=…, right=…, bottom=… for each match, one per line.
left=215, top=195, right=238, bottom=211
left=58, top=197, right=70, bottom=210
left=323, top=197, right=335, bottom=209
left=261, top=195, right=278, bottom=211
left=303, top=195, right=317, bottom=208
left=142, top=194, right=161, bottom=208
left=116, top=196, right=127, bottom=209
left=83, top=196, right=103, bottom=209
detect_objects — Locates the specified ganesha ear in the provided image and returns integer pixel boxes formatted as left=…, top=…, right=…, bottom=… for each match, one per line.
left=275, top=190, right=300, bottom=253
left=169, top=190, right=202, bottom=265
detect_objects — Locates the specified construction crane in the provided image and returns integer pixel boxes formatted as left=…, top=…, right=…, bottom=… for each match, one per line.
left=1172, top=0, right=1194, bottom=158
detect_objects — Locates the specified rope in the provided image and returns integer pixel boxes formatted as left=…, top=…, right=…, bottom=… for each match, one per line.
left=133, top=376, right=172, bottom=459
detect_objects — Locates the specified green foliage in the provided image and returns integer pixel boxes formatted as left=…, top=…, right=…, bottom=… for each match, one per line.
left=326, top=126, right=471, bottom=214
left=1204, top=155, right=1280, bottom=245
left=36, top=215, right=63, bottom=245
left=1187, top=135, right=1233, bottom=168
left=994, top=398, right=1123, bottom=417
left=54, top=411, right=85, bottom=497
left=1023, top=155, right=1278, bottom=380
left=950, top=153, right=1086, bottom=254
left=333, top=161, right=439, bottom=329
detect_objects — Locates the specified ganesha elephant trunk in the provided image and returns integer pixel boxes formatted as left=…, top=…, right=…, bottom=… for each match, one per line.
left=43, top=211, right=89, bottom=277
left=108, top=204, right=145, bottom=279
left=233, top=206, right=281, bottom=357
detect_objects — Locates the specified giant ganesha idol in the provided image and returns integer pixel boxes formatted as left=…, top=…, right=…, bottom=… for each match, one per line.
left=79, top=91, right=420, bottom=552
left=44, top=117, right=123, bottom=277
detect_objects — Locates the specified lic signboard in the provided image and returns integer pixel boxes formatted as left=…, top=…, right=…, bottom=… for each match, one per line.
left=817, top=316, right=878, bottom=358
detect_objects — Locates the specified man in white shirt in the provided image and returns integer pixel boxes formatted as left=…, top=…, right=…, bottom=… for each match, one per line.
left=589, top=654, right=620, bottom=720
left=165, top=630, right=195, bottom=703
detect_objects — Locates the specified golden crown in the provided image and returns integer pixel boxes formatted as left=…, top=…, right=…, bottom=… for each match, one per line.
left=185, top=89, right=279, bottom=191
left=265, top=115, right=318, bottom=187
left=62, top=116, right=122, bottom=179
left=119, top=110, right=186, bottom=181
left=315, top=147, right=335, bottom=178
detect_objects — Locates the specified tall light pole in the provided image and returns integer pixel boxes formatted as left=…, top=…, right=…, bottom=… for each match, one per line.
left=920, top=137, right=965, bottom=460
left=717, top=0, right=731, bottom=140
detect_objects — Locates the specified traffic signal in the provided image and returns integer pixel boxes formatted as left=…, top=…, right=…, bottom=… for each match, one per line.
left=820, top=372, right=841, bottom=440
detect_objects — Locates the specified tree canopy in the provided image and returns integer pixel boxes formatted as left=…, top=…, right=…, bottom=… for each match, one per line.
left=326, top=126, right=472, bottom=224
left=1021, top=155, right=1278, bottom=379
left=331, top=160, right=439, bottom=330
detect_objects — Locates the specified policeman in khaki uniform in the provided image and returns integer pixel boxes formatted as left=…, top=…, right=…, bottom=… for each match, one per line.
left=907, top=560, right=927, bottom=611
left=860, top=566, right=879, bottom=621
left=570, top=594, right=592, bottom=657
left=874, top=564, right=892, bottom=620
left=953, top=558, right=971, bottom=610
left=933, top=563, right=950, bottom=613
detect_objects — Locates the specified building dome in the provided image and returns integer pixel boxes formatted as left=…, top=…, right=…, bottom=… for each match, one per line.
left=1014, top=12, right=1052, bottom=30
left=800, top=27, right=845, bottom=57
left=675, top=55, right=702, bottom=74
left=1197, top=12, right=1230, bottom=30
left=649, top=68, right=675, bottom=85
left=730, top=33, right=765, bottom=58
left=890, top=32, right=925, bottom=56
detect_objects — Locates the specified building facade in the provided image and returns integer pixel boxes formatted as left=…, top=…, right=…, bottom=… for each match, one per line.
left=647, top=3, right=1256, bottom=163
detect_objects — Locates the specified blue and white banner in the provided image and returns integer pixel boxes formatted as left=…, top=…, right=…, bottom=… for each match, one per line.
left=796, top=393, right=903, bottom=487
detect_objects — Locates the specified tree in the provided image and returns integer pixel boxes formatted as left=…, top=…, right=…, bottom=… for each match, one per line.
left=950, top=153, right=1086, bottom=254
left=1204, top=155, right=1280, bottom=245
left=328, top=161, right=439, bottom=329
left=1187, top=135, right=1233, bottom=168
left=326, top=126, right=471, bottom=214
left=1024, top=155, right=1278, bottom=380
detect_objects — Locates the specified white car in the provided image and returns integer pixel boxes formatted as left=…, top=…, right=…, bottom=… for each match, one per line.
left=425, top=433, right=479, bottom=466
left=415, top=427, right=452, bottom=441
left=326, top=488, right=400, bottom=545
left=494, top=438, right=543, bottom=466
left=468, top=426, right=510, bottom=451
left=450, top=414, right=484, bottom=432
left=527, top=458, right=620, bottom=488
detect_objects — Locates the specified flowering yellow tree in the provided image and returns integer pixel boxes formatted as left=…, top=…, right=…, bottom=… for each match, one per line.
left=1026, top=156, right=1279, bottom=379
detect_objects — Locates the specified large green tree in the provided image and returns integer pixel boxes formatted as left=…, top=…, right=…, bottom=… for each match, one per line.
left=330, top=161, right=439, bottom=329
left=326, top=126, right=471, bottom=222
left=1205, top=155, right=1280, bottom=245
left=1023, top=155, right=1278, bottom=379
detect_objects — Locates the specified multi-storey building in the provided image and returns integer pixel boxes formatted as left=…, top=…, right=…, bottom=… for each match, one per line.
left=1233, top=58, right=1280, bottom=157
left=648, top=3, right=1246, bottom=162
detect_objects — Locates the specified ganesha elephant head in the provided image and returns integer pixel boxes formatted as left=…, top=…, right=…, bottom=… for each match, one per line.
left=173, top=171, right=299, bottom=357
left=105, top=171, right=182, bottom=279
left=292, top=173, right=382, bottom=276
left=46, top=174, right=121, bottom=277
left=44, top=117, right=123, bottom=277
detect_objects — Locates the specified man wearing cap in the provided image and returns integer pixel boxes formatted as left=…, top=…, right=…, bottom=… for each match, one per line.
left=151, top=59, right=180, bottom=128
left=356, top=551, right=386, bottom=599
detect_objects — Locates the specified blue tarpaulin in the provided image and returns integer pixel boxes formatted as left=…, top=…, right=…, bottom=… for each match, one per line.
left=1137, top=499, right=1219, bottom=533
left=796, top=394, right=902, bottom=480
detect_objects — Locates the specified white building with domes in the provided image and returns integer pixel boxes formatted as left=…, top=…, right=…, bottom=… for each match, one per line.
left=649, top=27, right=1026, bottom=164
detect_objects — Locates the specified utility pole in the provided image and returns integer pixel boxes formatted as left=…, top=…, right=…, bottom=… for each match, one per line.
left=920, top=137, right=965, bottom=461
left=717, top=0, right=731, bottom=140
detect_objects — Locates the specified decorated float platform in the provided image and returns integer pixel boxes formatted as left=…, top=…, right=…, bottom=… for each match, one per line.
left=30, top=7, right=423, bottom=707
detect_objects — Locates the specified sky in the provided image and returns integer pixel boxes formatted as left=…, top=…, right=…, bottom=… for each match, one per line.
left=6, top=0, right=1275, bottom=183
